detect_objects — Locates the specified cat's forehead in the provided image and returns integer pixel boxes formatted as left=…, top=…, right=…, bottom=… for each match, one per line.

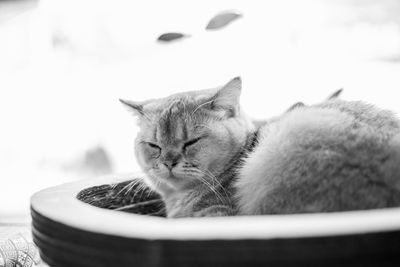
left=143, top=87, right=218, bottom=111
left=138, top=87, right=220, bottom=142
left=140, top=99, right=210, bottom=143
left=156, top=111, right=189, bottom=143
left=156, top=99, right=205, bottom=141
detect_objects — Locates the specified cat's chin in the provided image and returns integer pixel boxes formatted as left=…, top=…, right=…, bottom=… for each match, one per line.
left=145, top=168, right=202, bottom=196
left=161, top=173, right=189, bottom=188
left=145, top=172, right=185, bottom=194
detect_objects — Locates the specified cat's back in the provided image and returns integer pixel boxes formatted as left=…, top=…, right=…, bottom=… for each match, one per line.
left=235, top=100, right=400, bottom=215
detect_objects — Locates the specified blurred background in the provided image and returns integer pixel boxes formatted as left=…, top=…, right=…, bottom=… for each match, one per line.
left=1, top=0, right=400, bottom=218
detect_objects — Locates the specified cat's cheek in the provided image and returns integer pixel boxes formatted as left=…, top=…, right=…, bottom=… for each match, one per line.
left=136, top=146, right=158, bottom=170
left=195, top=147, right=215, bottom=169
left=184, top=147, right=200, bottom=159
left=204, top=143, right=229, bottom=172
left=141, top=146, right=161, bottom=160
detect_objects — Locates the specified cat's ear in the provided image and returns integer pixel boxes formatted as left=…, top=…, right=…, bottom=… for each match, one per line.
left=209, top=76, right=242, bottom=117
left=286, top=102, right=305, bottom=112
left=327, top=88, right=343, bottom=100
left=119, top=99, right=145, bottom=116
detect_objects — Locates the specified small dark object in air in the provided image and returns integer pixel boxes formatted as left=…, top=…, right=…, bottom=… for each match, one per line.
left=206, top=11, right=242, bottom=30
left=157, top=32, right=188, bottom=42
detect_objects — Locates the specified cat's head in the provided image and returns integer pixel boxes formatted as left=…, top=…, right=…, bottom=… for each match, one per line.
left=120, top=77, right=254, bottom=196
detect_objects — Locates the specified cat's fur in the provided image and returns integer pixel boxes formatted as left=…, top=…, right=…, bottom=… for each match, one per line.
left=121, top=77, right=400, bottom=217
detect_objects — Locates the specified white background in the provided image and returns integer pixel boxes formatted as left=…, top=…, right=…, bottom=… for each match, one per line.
left=1, top=0, right=400, bottom=216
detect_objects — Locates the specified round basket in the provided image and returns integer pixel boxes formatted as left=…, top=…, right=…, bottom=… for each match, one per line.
left=31, top=174, right=400, bottom=267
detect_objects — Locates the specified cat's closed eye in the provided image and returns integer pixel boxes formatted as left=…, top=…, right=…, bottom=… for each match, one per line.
left=146, top=142, right=161, bottom=150
left=183, top=137, right=202, bottom=150
left=144, top=142, right=161, bottom=157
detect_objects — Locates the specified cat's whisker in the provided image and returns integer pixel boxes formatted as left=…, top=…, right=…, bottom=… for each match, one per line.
left=145, top=186, right=154, bottom=198
left=110, top=183, right=118, bottom=190
left=197, top=169, right=230, bottom=203
left=127, top=179, right=144, bottom=194
left=202, top=169, right=230, bottom=200
left=115, top=182, right=134, bottom=196
left=124, top=181, right=137, bottom=196
left=190, top=171, right=227, bottom=205
left=132, top=183, right=146, bottom=199
left=115, top=179, right=142, bottom=197
left=202, top=178, right=227, bottom=205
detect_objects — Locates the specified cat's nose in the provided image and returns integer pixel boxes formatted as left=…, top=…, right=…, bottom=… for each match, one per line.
left=163, top=160, right=178, bottom=171
left=162, top=151, right=181, bottom=171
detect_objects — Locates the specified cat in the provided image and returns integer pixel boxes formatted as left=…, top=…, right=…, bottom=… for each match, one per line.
left=120, top=77, right=400, bottom=218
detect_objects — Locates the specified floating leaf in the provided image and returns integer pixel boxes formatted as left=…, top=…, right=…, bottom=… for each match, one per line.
left=157, top=32, right=188, bottom=42
left=206, top=11, right=242, bottom=30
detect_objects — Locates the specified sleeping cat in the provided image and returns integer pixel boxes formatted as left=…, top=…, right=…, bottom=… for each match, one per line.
left=120, top=77, right=400, bottom=217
